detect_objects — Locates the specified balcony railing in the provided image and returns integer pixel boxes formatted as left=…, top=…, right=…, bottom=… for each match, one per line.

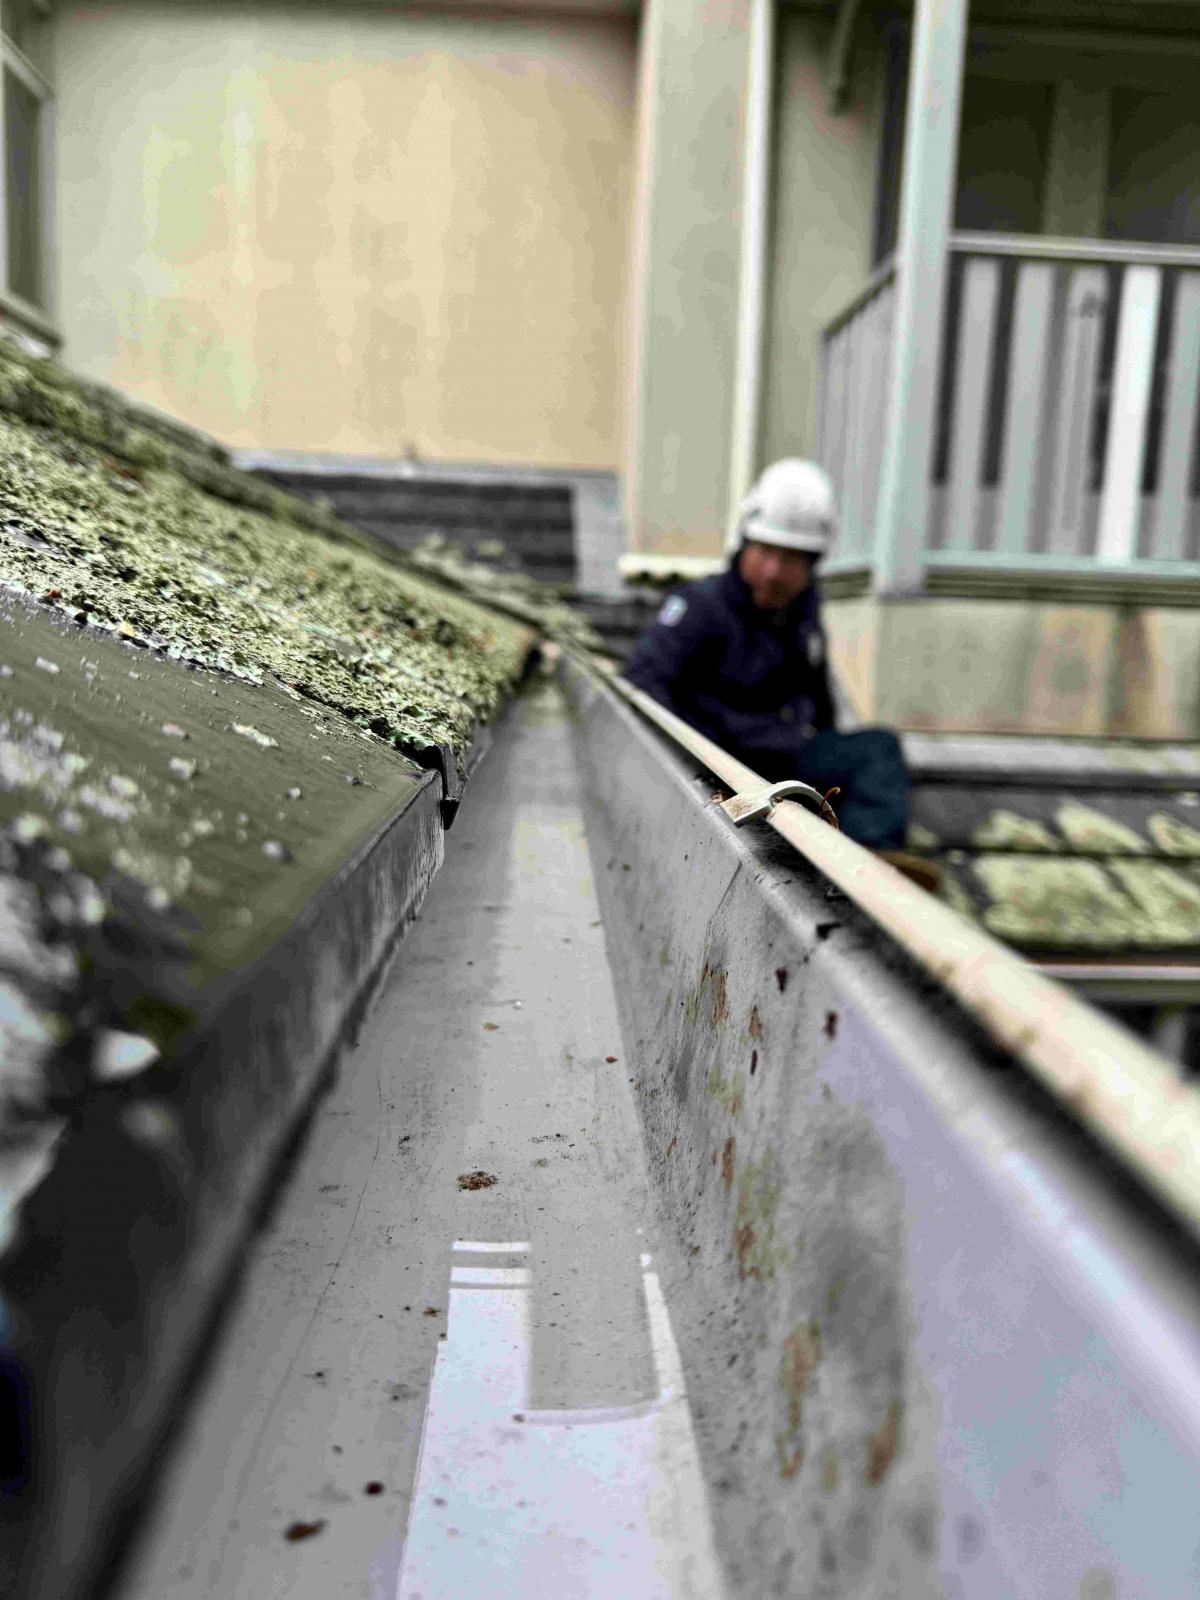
left=816, top=258, right=897, bottom=565
left=819, top=234, right=1200, bottom=585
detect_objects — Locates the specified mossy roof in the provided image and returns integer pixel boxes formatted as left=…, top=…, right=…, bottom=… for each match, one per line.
left=0, top=339, right=576, bottom=1130
left=0, top=339, right=555, bottom=777
left=906, top=785, right=1200, bottom=955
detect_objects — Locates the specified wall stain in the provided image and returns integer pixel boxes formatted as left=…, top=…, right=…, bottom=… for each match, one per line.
left=820, top=1444, right=839, bottom=1493
left=865, top=1398, right=903, bottom=1485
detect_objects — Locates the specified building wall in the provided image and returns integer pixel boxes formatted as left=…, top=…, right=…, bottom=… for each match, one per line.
left=51, top=3, right=636, bottom=466
left=622, top=0, right=753, bottom=560
left=824, top=594, right=1200, bottom=737
left=758, top=13, right=884, bottom=472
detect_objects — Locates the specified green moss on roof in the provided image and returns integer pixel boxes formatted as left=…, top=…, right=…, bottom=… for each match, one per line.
left=0, top=380, right=537, bottom=778
left=974, top=856, right=1152, bottom=948
left=1108, top=861, right=1200, bottom=945
left=1054, top=801, right=1150, bottom=856
left=971, top=809, right=1057, bottom=852
left=911, top=782, right=1200, bottom=952
left=1148, top=811, right=1200, bottom=858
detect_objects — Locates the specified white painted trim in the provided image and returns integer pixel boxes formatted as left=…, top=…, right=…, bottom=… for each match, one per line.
left=0, top=31, right=57, bottom=328
left=821, top=255, right=896, bottom=341
left=725, top=0, right=774, bottom=545
left=1097, top=264, right=1161, bottom=564
left=0, top=49, right=9, bottom=319
left=954, top=231, right=1200, bottom=270
left=37, top=80, right=54, bottom=325
left=873, top=0, right=970, bottom=596
left=618, top=552, right=724, bottom=583
left=623, top=0, right=666, bottom=557
left=0, top=35, right=50, bottom=101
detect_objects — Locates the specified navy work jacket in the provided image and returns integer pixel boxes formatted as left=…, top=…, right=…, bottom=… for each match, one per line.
left=623, top=562, right=835, bottom=770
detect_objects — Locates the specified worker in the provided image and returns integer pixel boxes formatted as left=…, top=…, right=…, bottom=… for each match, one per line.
left=623, top=458, right=938, bottom=889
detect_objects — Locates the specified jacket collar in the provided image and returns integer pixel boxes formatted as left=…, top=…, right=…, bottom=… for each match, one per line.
left=720, top=559, right=820, bottom=627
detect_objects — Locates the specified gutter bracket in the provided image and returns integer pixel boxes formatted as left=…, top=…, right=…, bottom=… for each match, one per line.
left=720, top=779, right=828, bottom=827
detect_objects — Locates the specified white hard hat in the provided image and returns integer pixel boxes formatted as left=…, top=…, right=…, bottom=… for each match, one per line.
left=728, top=458, right=837, bottom=557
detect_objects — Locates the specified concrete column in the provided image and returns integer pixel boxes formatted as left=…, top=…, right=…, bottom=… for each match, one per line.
left=623, top=0, right=755, bottom=566
left=872, top=0, right=970, bottom=595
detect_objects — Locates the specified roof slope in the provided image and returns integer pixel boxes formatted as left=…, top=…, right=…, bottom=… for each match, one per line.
left=0, top=341, right=545, bottom=780
left=0, top=341, right=551, bottom=1139
left=907, top=752, right=1200, bottom=957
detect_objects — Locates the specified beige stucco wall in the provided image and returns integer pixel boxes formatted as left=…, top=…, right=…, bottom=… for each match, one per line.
left=825, top=594, right=1200, bottom=737
left=758, top=13, right=885, bottom=472
left=52, top=4, right=636, bottom=466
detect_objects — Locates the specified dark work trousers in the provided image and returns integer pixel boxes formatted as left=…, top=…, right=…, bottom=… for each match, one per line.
left=745, top=728, right=911, bottom=849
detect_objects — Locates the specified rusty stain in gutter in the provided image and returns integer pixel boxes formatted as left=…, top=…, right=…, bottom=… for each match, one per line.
left=776, top=1317, right=822, bottom=1480
left=720, top=1135, right=736, bottom=1190
left=865, top=1398, right=903, bottom=1486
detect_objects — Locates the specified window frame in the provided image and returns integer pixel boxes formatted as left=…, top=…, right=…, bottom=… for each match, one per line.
left=0, top=24, right=57, bottom=345
left=871, top=19, right=1200, bottom=269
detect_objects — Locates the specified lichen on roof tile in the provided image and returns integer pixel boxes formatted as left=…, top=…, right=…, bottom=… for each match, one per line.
left=1147, top=811, right=1200, bottom=858
left=973, top=856, right=1141, bottom=948
left=0, top=389, right=538, bottom=780
left=1107, top=861, right=1200, bottom=947
left=971, top=809, right=1057, bottom=852
left=905, top=822, right=940, bottom=851
left=1054, top=801, right=1149, bottom=856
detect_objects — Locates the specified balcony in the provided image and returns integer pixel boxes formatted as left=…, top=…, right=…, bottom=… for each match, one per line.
left=820, top=233, right=1200, bottom=598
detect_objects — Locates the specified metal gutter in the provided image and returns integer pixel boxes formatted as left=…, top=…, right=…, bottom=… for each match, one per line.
left=563, top=650, right=1200, bottom=1595
left=599, top=663, right=1200, bottom=1242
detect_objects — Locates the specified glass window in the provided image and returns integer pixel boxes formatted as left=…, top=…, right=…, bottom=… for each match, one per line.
left=953, top=75, right=1055, bottom=234
left=1105, top=87, right=1200, bottom=246
left=4, top=63, right=42, bottom=307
